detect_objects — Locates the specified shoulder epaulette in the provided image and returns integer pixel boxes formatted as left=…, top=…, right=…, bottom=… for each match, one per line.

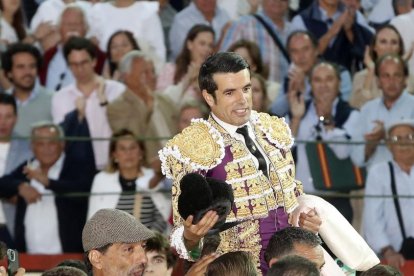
left=159, top=119, right=225, bottom=179
left=251, top=111, right=294, bottom=150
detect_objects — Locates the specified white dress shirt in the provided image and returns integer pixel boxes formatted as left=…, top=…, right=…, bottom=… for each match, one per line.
left=0, top=142, right=10, bottom=224
left=211, top=112, right=270, bottom=173
left=88, top=1, right=166, bottom=62
left=351, top=92, right=414, bottom=169
left=391, top=10, right=414, bottom=75
left=24, top=155, right=64, bottom=254
left=362, top=0, right=394, bottom=24
left=0, top=19, right=18, bottom=45
left=363, top=161, right=414, bottom=254
left=30, top=0, right=92, bottom=32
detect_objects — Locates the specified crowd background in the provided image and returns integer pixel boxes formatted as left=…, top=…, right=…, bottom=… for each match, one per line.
left=0, top=0, right=413, bottom=274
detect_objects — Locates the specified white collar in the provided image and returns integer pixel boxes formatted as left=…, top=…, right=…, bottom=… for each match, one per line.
left=30, top=153, right=65, bottom=194
left=211, top=112, right=251, bottom=137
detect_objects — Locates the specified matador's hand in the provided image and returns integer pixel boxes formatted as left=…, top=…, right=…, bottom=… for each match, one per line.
left=183, top=211, right=219, bottom=249
left=299, top=209, right=322, bottom=234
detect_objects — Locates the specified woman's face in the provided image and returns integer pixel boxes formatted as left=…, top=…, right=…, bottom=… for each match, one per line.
left=113, top=137, right=142, bottom=171
left=1, top=0, right=21, bottom=14
left=110, top=33, right=135, bottom=64
left=374, top=28, right=401, bottom=59
left=251, top=76, right=265, bottom=112
left=234, top=47, right=257, bottom=72
left=187, top=31, right=214, bottom=65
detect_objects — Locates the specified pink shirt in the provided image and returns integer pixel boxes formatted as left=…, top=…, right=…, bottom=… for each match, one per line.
left=52, top=80, right=125, bottom=169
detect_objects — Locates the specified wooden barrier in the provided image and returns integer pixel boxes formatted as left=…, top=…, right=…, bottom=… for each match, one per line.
left=382, top=259, right=414, bottom=275
left=0, top=254, right=83, bottom=272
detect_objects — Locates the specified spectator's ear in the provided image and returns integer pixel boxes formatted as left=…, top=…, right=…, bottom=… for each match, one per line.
left=89, top=250, right=104, bottom=269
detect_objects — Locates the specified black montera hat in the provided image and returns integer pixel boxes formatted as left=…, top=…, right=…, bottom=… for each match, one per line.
left=178, top=173, right=235, bottom=233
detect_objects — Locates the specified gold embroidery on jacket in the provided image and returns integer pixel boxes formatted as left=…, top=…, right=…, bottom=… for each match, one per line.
left=160, top=112, right=302, bottom=273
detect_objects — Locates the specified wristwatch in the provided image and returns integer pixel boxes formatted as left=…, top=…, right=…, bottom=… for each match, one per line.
left=319, top=116, right=334, bottom=126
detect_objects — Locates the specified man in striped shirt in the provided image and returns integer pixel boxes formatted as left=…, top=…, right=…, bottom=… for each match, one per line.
left=220, top=0, right=291, bottom=83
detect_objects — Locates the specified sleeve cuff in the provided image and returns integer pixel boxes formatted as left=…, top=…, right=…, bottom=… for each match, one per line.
left=170, top=226, right=204, bottom=261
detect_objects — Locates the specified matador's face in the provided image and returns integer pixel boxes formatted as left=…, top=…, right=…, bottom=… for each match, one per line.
left=203, top=69, right=252, bottom=127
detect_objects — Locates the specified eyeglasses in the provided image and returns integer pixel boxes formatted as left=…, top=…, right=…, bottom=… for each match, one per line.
left=388, top=134, right=414, bottom=143
left=68, top=59, right=92, bottom=68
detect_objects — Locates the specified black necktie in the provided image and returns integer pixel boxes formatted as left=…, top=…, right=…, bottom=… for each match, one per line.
left=236, top=126, right=268, bottom=177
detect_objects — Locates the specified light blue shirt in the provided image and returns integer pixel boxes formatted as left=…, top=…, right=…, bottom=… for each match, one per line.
left=46, top=46, right=75, bottom=92
left=269, top=69, right=352, bottom=117
left=220, top=11, right=291, bottom=83
left=289, top=2, right=374, bottom=40
left=9, top=81, right=40, bottom=107
left=350, top=92, right=414, bottom=168
left=288, top=98, right=359, bottom=193
left=363, top=161, right=414, bottom=254
left=169, top=2, right=230, bottom=60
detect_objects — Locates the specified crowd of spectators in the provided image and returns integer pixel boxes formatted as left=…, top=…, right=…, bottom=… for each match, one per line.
left=0, top=0, right=413, bottom=274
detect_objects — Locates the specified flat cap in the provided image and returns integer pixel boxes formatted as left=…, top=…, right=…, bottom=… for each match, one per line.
left=82, top=208, right=154, bottom=252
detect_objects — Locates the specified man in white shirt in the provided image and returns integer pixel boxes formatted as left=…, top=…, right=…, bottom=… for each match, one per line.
left=39, top=3, right=106, bottom=91
left=363, top=119, right=414, bottom=269
left=351, top=54, right=414, bottom=169
left=30, top=0, right=92, bottom=32
left=29, top=0, right=92, bottom=52
left=88, top=0, right=166, bottom=63
left=52, top=37, right=125, bottom=169
left=0, top=122, right=96, bottom=253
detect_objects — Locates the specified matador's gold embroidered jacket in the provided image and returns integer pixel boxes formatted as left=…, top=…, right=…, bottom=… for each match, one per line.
left=159, top=111, right=303, bottom=270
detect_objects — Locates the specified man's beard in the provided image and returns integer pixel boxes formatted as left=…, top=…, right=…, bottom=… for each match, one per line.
left=128, top=263, right=146, bottom=276
left=15, top=81, right=35, bottom=92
